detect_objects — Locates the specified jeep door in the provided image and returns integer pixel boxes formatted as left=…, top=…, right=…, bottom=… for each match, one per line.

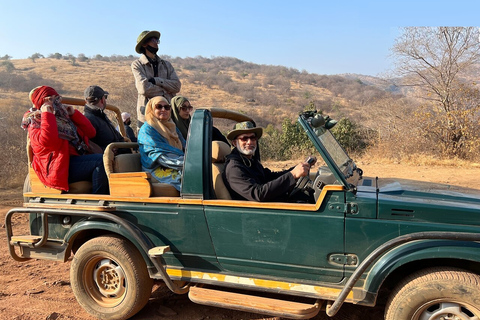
left=204, top=189, right=346, bottom=283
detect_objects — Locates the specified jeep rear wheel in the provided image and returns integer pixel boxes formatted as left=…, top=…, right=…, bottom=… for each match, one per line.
left=385, top=267, right=480, bottom=320
left=70, top=235, right=153, bottom=320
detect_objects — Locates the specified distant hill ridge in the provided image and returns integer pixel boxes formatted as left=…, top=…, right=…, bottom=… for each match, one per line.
left=0, top=55, right=402, bottom=128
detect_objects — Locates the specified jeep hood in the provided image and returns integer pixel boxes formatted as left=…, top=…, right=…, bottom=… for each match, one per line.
left=359, top=177, right=480, bottom=225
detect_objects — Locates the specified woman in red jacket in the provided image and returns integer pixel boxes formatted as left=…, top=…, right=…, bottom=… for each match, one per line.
left=22, top=86, right=109, bottom=194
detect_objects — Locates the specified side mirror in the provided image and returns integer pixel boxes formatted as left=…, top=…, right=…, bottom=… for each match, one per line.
left=311, top=114, right=337, bottom=129
left=325, top=117, right=337, bottom=129
left=311, top=114, right=325, bottom=128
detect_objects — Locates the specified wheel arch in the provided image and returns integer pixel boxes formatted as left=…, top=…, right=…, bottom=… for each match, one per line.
left=64, top=219, right=159, bottom=268
left=363, top=239, right=480, bottom=297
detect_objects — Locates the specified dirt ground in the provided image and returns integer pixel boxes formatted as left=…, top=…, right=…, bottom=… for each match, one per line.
left=1, top=162, right=479, bottom=320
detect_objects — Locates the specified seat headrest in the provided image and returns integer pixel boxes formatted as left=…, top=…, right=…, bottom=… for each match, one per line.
left=212, top=141, right=231, bottom=163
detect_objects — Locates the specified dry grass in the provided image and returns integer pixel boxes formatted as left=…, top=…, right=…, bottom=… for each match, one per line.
left=3, top=58, right=348, bottom=120
left=358, top=153, right=480, bottom=168
left=267, top=151, right=480, bottom=170
left=13, top=59, right=133, bottom=95
left=2, top=57, right=479, bottom=188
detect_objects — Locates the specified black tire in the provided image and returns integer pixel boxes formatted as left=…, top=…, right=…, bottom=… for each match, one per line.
left=385, top=267, right=480, bottom=320
left=70, top=235, right=154, bottom=320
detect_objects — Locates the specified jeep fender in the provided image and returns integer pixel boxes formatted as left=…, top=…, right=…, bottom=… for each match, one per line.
left=363, top=239, right=480, bottom=294
left=64, top=218, right=164, bottom=268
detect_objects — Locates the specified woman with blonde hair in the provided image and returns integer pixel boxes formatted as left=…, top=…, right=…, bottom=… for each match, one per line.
left=137, top=96, right=186, bottom=191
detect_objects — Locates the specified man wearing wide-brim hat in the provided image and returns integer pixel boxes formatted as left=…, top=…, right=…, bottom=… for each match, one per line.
left=223, top=121, right=314, bottom=202
left=131, top=30, right=181, bottom=127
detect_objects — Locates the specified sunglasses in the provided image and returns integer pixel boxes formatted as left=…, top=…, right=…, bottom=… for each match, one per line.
left=237, top=135, right=257, bottom=142
left=155, top=104, right=171, bottom=111
left=180, top=106, right=193, bottom=112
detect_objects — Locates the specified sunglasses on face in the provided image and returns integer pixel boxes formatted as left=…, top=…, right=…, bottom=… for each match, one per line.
left=149, top=38, right=160, bottom=44
left=180, top=106, right=193, bottom=112
left=155, top=104, right=171, bottom=111
left=237, top=135, right=257, bottom=142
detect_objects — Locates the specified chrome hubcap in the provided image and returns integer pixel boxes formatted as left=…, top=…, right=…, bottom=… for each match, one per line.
left=416, top=301, right=480, bottom=320
left=93, top=258, right=126, bottom=298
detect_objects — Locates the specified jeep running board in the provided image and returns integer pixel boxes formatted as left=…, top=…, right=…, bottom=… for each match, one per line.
left=189, top=285, right=323, bottom=319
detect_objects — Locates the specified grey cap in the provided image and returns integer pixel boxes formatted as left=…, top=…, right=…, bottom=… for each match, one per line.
left=84, top=85, right=108, bottom=102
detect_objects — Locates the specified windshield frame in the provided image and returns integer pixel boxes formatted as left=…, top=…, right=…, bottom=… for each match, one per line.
left=298, top=112, right=359, bottom=190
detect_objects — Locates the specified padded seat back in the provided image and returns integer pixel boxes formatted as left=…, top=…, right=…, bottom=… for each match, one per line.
left=114, top=153, right=142, bottom=173
left=103, top=142, right=141, bottom=176
left=104, top=142, right=179, bottom=197
left=211, top=141, right=232, bottom=200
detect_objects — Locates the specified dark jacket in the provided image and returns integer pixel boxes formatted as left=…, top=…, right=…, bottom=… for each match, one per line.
left=84, top=105, right=125, bottom=150
left=223, top=148, right=295, bottom=202
left=124, top=124, right=137, bottom=142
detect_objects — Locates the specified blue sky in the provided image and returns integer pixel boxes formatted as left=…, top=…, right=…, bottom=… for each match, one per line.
left=1, top=0, right=479, bottom=76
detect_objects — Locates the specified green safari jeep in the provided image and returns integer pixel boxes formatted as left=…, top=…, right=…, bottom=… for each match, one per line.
left=5, top=102, right=480, bottom=320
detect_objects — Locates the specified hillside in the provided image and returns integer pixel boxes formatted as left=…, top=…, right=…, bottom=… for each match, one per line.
left=0, top=55, right=405, bottom=187
left=0, top=55, right=400, bottom=125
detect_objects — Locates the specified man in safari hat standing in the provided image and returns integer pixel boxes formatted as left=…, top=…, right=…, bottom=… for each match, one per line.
left=223, top=121, right=313, bottom=202
left=131, top=30, right=181, bottom=127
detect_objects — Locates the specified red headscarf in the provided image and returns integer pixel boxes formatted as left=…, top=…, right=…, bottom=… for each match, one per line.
left=31, top=86, right=59, bottom=109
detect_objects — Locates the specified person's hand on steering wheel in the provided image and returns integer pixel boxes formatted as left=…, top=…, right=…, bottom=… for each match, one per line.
left=291, top=163, right=310, bottom=179
left=288, top=156, right=318, bottom=199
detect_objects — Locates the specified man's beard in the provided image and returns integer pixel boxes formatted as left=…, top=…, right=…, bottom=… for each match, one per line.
left=237, top=144, right=256, bottom=156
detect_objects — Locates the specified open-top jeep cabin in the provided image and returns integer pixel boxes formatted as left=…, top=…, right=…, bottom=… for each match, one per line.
left=6, top=99, right=480, bottom=320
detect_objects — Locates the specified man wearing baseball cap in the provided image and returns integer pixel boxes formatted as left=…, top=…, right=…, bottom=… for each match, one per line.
left=131, top=30, right=181, bottom=127
left=223, top=121, right=314, bottom=202
left=84, top=85, right=125, bottom=151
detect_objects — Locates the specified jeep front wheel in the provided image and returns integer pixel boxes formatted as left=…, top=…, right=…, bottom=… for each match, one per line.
left=70, top=235, right=153, bottom=320
left=385, top=267, right=480, bottom=320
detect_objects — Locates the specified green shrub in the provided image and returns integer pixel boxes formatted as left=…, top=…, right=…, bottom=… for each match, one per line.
left=261, top=116, right=369, bottom=160
left=331, top=118, right=368, bottom=153
left=261, top=118, right=316, bottom=160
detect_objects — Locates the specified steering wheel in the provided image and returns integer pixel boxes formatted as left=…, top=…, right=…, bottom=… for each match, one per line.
left=288, top=175, right=312, bottom=199
left=288, top=156, right=318, bottom=199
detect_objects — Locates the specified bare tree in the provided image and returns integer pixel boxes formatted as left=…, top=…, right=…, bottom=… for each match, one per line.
left=392, top=27, right=480, bottom=157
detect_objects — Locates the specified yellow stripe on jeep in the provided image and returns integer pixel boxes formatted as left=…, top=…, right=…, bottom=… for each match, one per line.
left=166, top=269, right=352, bottom=299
